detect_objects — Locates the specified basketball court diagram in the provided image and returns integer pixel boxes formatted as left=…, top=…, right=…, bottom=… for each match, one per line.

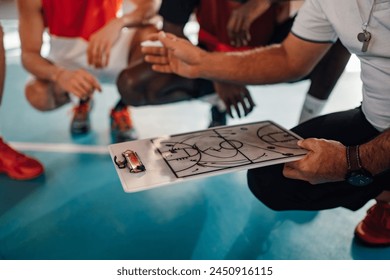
left=109, top=120, right=307, bottom=192
left=151, top=121, right=306, bottom=179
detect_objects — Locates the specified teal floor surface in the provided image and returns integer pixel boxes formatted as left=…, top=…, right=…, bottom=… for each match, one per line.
left=0, top=19, right=389, bottom=260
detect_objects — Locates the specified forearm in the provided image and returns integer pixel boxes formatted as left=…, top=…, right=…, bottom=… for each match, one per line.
left=360, top=129, right=390, bottom=176
left=17, top=0, right=63, bottom=82
left=197, top=33, right=330, bottom=85
left=199, top=45, right=304, bottom=85
left=21, top=52, right=63, bottom=83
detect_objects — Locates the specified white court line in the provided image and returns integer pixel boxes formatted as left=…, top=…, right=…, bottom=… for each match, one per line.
left=10, top=142, right=110, bottom=155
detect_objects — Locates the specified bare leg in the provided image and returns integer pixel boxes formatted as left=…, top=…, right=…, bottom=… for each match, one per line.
left=0, top=24, right=44, bottom=179
left=25, top=78, right=70, bottom=111
left=308, top=40, right=351, bottom=100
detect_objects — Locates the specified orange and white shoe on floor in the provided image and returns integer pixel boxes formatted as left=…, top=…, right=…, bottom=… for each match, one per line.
left=355, top=201, right=390, bottom=246
left=110, top=107, right=138, bottom=143
left=70, top=101, right=92, bottom=135
left=0, top=137, right=44, bottom=180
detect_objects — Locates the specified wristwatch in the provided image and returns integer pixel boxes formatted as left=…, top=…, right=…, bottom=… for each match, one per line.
left=345, top=145, right=373, bottom=186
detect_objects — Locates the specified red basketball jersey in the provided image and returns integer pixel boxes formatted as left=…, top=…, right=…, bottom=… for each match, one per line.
left=42, top=0, right=122, bottom=40
left=196, top=0, right=278, bottom=51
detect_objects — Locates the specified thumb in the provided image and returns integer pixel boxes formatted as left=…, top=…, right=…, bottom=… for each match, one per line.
left=297, top=138, right=317, bottom=151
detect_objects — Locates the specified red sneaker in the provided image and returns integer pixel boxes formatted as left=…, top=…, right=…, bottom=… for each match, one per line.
left=0, top=138, right=44, bottom=180
left=355, top=201, right=390, bottom=246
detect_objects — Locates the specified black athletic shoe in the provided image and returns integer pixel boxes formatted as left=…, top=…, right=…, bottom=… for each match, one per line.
left=208, top=105, right=227, bottom=128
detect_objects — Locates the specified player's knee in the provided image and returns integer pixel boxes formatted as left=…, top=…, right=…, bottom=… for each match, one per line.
left=247, top=168, right=289, bottom=211
left=116, top=70, right=146, bottom=107
left=25, top=82, right=53, bottom=111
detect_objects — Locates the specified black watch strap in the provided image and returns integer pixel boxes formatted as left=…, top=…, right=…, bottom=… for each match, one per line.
left=346, top=145, right=373, bottom=186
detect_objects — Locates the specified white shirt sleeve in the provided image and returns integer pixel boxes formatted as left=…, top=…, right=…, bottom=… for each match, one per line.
left=291, top=0, right=338, bottom=43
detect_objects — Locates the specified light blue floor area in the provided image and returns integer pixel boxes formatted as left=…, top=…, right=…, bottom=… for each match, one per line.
left=0, top=20, right=389, bottom=260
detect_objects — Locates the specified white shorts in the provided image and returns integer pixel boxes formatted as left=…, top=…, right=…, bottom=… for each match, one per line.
left=47, top=28, right=135, bottom=84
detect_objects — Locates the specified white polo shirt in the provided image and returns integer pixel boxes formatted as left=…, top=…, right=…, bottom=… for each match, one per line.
left=292, top=0, right=390, bottom=132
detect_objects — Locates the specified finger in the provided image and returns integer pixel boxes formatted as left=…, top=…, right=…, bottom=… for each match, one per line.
left=222, top=97, right=234, bottom=118
left=232, top=14, right=243, bottom=34
left=236, top=90, right=251, bottom=118
left=242, top=19, right=251, bottom=32
left=241, top=35, right=248, bottom=47
left=242, top=99, right=253, bottom=116
left=82, top=73, right=102, bottom=92
left=226, top=17, right=236, bottom=41
left=242, top=99, right=250, bottom=116
left=94, top=40, right=110, bottom=68
left=297, top=138, right=317, bottom=150
left=101, top=42, right=111, bottom=67
left=233, top=30, right=244, bottom=47
left=70, top=83, right=89, bottom=99
left=243, top=90, right=255, bottom=115
left=92, top=78, right=102, bottom=92
left=225, top=102, right=233, bottom=118
left=233, top=35, right=241, bottom=48
left=93, top=44, right=103, bottom=68
left=233, top=93, right=248, bottom=117
left=232, top=100, right=241, bottom=118
left=77, top=77, right=94, bottom=93
left=87, top=39, right=97, bottom=66
left=87, top=44, right=93, bottom=66
left=158, top=31, right=179, bottom=50
left=244, top=90, right=256, bottom=109
left=145, top=32, right=161, bottom=41
left=144, top=55, right=170, bottom=65
left=282, top=164, right=299, bottom=180
left=141, top=45, right=168, bottom=56
left=241, top=20, right=252, bottom=43
left=151, top=64, right=173, bottom=73
left=245, top=30, right=251, bottom=44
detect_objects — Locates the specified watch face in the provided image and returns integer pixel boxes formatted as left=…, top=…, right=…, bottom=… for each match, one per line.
left=347, top=171, right=373, bottom=187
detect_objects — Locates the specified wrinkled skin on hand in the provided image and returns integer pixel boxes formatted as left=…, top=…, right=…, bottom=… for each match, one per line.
left=142, top=32, right=206, bottom=78
left=56, top=69, right=101, bottom=100
left=283, top=138, right=347, bottom=185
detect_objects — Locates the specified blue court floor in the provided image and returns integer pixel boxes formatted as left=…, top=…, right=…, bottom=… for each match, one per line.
left=0, top=17, right=389, bottom=260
